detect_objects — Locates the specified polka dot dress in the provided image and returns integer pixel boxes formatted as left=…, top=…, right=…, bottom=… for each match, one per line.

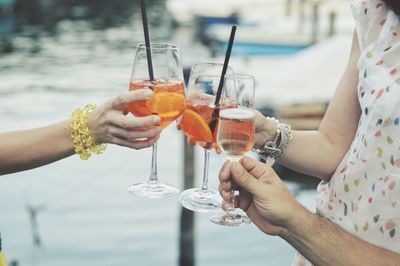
left=293, top=1, right=400, bottom=265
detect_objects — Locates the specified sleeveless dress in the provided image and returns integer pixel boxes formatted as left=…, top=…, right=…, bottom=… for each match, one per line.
left=293, top=1, right=400, bottom=265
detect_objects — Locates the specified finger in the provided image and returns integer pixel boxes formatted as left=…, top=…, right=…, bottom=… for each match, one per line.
left=220, top=190, right=231, bottom=202
left=219, top=180, right=231, bottom=192
left=111, top=135, right=160, bottom=149
left=230, top=161, right=262, bottom=195
left=219, top=183, right=231, bottom=199
left=107, top=126, right=162, bottom=141
left=240, top=156, right=270, bottom=177
left=218, top=160, right=232, bottom=182
left=188, top=138, right=196, bottom=147
left=111, top=89, right=153, bottom=110
left=240, top=156, right=278, bottom=184
left=112, top=113, right=161, bottom=129
left=254, top=110, right=266, bottom=130
left=215, top=146, right=222, bottom=154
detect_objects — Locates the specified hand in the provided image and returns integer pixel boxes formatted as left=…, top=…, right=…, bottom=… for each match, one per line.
left=88, top=89, right=162, bottom=149
left=254, top=110, right=278, bottom=150
left=219, top=156, right=301, bottom=236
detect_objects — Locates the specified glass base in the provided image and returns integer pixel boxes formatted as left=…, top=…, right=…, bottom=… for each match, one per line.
left=179, top=188, right=221, bottom=212
left=128, top=180, right=179, bottom=198
left=209, top=211, right=252, bottom=226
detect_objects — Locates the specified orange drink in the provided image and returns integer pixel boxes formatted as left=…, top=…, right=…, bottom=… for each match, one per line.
left=128, top=79, right=186, bottom=129
left=179, top=99, right=218, bottom=149
left=178, top=62, right=235, bottom=212
left=179, top=97, right=237, bottom=149
left=127, top=43, right=185, bottom=198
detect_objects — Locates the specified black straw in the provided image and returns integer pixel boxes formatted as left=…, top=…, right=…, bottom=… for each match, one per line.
left=214, top=25, right=237, bottom=106
left=140, top=0, right=154, bottom=81
left=206, top=25, right=237, bottom=149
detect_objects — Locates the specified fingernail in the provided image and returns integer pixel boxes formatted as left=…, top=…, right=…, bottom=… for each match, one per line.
left=144, top=89, right=153, bottom=98
left=232, top=162, right=244, bottom=176
left=153, top=116, right=161, bottom=124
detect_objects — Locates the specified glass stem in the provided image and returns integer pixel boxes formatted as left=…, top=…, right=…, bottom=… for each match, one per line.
left=149, top=142, right=158, bottom=182
left=226, top=190, right=236, bottom=214
left=201, top=149, right=211, bottom=192
left=226, top=157, right=240, bottom=214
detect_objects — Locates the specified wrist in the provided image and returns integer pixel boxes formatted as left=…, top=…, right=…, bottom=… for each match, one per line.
left=254, top=117, right=278, bottom=149
left=279, top=204, right=314, bottom=239
left=87, top=108, right=103, bottom=145
left=254, top=117, right=292, bottom=163
left=70, top=104, right=107, bottom=160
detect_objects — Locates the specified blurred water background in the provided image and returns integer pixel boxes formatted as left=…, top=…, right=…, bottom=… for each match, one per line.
left=0, top=0, right=354, bottom=265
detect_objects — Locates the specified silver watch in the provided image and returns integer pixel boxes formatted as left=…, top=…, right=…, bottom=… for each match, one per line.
left=253, top=118, right=292, bottom=163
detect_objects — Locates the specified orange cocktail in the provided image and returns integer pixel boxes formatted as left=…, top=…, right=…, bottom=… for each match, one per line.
left=128, top=79, right=186, bottom=129
left=179, top=99, right=218, bottom=149
left=177, top=62, right=234, bottom=212
left=179, top=96, right=237, bottom=149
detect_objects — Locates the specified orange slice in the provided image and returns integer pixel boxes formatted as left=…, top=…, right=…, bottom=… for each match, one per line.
left=150, top=92, right=186, bottom=115
left=128, top=92, right=186, bottom=118
left=178, top=109, right=213, bottom=142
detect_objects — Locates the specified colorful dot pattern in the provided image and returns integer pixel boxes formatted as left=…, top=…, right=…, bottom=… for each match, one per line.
left=294, top=1, right=400, bottom=265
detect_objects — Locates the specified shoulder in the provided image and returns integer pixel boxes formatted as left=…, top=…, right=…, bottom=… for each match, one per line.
left=351, top=0, right=387, bottom=17
left=352, top=0, right=395, bottom=47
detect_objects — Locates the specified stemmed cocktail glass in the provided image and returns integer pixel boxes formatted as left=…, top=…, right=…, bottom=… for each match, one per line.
left=210, top=73, right=255, bottom=226
left=178, top=62, right=234, bottom=212
left=127, top=43, right=186, bottom=198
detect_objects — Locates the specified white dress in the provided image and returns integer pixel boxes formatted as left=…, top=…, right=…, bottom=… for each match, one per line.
left=293, top=0, right=400, bottom=265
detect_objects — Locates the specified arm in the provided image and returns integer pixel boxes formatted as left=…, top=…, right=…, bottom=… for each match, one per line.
left=0, top=121, right=75, bottom=175
left=255, top=32, right=361, bottom=180
left=219, top=157, right=400, bottom=266
left=282, top=207, right=400, bottom=266
left=0, top=89, right=161, bottom=175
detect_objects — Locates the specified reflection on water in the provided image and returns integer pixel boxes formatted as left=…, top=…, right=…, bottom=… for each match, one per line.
left=0, top=1, right=315, bottom=265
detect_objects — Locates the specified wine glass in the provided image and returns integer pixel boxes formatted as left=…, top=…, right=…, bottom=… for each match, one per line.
left=210, top=73, right=255, bottom=226
left=178, top=62, right=234, bottom=212
left=127, top=43, right=186, bottom=198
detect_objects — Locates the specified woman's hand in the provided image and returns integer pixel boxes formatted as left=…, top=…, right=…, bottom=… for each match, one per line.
left=253, top=110, right=278, bottom=150
left=219, top=156, right=301, bottom=236
left=88, top=89, right=162, bottom=150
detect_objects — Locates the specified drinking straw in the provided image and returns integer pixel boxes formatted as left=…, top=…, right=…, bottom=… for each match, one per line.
left=214, top=25, right=237, bottom=106
left=206, top=25, right=237, bottom=148
left=140, top=0, right=154, bottom=81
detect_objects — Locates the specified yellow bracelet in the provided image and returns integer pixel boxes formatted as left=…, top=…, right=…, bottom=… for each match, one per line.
left=70, top=104, right=107, bottom=160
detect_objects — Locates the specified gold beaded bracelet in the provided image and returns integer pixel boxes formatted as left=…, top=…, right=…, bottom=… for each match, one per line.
left=70, top=104, right=107, bottom=160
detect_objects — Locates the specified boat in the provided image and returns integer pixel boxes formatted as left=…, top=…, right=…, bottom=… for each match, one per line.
left=205, top=23, right=312, bottom=56
left=169, top=0, right=354, bottom=56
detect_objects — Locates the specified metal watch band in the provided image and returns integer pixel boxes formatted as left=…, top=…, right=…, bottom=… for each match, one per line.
left=253, top=118, right=292, bottom=163
left=275, top=122, right=292, bottom=161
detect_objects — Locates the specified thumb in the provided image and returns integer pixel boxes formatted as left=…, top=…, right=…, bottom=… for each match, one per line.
left=230, top=161, right=262, bottom=196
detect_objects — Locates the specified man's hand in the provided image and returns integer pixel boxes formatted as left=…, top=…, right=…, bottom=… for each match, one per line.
left=219, top=156, right=302, bottom=236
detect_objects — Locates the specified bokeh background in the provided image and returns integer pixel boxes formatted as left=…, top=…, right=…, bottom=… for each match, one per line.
left=0, top=0, right=354, bottom=265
